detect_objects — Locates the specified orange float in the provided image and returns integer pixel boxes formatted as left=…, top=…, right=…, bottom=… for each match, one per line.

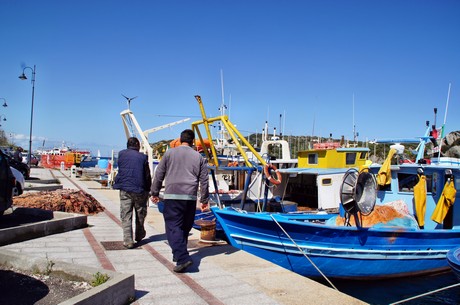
left=263, top=163, right=282, bottom=185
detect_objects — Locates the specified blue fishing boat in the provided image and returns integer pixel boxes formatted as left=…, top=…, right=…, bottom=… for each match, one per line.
left=210, top=111, right=460, bottom=279
left=212, top=206, right=460, bottom=279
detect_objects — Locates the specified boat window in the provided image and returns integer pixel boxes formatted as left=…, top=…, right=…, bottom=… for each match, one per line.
left=322, top=178, right=332, bottom=186
left=378, top=183, right=391, bottom=191
left=398, top=173, right=418, bottom=192
left=432, top=172, right=438, bottom=194
left=345, top=153, right=356, bottom=165
left=397, top=173, right=433, bottom=193
left=308, top=153, right=318, bottom=165
left=359, top=152, right=368, bottom=159
left=426, top=175, right=433, bottom=193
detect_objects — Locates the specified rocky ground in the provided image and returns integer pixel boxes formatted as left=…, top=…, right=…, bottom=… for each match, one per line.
left=0, top=265, right=91, bottom=305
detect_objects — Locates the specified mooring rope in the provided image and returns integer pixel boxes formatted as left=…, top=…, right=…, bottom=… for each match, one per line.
left=389, top=282, right=460, bottom=305
left=269, top=214, right=338, bottom=291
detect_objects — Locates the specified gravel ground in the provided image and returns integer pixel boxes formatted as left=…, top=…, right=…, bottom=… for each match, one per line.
left=0, top=265, right=92, bottom=305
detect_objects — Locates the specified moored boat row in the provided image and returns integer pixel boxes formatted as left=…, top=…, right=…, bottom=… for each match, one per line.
left=185, top=97, right=460, bottom=281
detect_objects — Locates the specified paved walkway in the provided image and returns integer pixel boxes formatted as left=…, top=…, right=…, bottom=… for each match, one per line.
left=2, top=168, right=366, bottom=305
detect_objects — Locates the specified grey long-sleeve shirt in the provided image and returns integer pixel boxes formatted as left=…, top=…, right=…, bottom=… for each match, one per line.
left=150, top=145, right=209, bottom=203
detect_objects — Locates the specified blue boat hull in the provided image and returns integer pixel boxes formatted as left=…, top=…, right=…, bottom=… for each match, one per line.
left=447, top=247, right=460, bottom=281
left=212, top=207, right=460, bottom=279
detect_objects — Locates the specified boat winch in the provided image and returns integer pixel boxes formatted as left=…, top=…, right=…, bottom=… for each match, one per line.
left=339, top=168, right=377, bottom=227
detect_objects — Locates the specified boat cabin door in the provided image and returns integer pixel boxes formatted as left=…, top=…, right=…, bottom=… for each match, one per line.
left=317, top=174, right=344, bottom=210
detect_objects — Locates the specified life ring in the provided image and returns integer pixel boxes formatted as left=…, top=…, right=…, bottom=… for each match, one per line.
left=263, top=164, right=282, bottom=185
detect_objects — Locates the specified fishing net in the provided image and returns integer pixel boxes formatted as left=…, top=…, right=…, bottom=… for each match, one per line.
left=330, top=200, right=419, bottom=229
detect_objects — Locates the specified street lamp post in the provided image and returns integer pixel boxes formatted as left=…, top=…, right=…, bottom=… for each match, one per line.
left=0, top=98, right=7, bottom=107
left=0, top=114, right=6, bottom=127
left=19, top=65, right=36, bottom=167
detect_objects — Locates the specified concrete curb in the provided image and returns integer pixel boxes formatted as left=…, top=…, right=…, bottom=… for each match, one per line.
left=25, top=185, right=64, bottom=191
left=0, top=248, right=135, bottom=305
left=0, top=207, right=87, bottom=246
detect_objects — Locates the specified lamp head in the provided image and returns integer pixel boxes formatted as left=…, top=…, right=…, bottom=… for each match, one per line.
left=19, top=73, right=27, bottom=80
left=2, top=102, right=6, bottom=107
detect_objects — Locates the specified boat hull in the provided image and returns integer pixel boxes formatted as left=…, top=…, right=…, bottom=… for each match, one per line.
left=212, top=207, right=460, bottom=279
left=447, top=247, right=460, bottom=281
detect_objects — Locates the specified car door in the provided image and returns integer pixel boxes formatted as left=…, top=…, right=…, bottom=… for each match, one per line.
left=0, top=150, right=14, bottom=215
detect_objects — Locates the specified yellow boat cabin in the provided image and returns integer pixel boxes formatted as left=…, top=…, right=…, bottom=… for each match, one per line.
left=297, top=144, right=370, bottom=169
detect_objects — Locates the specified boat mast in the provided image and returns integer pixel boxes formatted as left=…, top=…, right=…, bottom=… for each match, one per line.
left=352, top=93, right=357, bottom=145
left=218, top=69, right=227, bottom=146
left=437, top=83, right=452, bottom=160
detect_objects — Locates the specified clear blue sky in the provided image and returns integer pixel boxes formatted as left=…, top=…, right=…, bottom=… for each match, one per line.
left=1, top=1, right=459, bottom=157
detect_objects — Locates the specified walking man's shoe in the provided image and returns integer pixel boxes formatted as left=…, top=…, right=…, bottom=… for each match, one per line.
left=135, top=229, right=146, bottom=242
left=173, top=260, right=193, bottom=273
left=123, top=242, right=134, bottom=249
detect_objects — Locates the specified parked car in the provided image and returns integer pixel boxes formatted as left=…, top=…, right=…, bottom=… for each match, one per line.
left=22, top=153, right=39, bottom=166
left=5, top=153, right=30, bottom=179
left=10, top=166, right=25, bottom=196
left=0, top=150, right=15, bottom=215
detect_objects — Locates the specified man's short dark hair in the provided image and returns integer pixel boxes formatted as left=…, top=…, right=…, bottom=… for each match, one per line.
left=180, top=129, right=195, bottom=146
left=127, top=137, right=140, bottom=150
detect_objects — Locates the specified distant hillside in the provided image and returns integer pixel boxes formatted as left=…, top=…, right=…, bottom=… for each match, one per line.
left=150, top=131, right=460, bottom=163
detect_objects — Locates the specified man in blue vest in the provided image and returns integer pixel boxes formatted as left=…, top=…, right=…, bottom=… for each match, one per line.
left=113, top=137, right=152, bottom=249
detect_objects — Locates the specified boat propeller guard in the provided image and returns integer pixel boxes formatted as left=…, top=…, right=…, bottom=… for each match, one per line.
left=340, top=168, right=377, bottom=226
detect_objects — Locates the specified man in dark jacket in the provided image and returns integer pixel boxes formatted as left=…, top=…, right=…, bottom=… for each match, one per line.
left=113, top=137, right=152, bottom=249
left=150, top=129, right=209, bottom=273
left=13, top=147, right=23, bottom=163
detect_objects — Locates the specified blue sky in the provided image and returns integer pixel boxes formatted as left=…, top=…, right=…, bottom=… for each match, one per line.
left=1, top=1, right=459, bottom=157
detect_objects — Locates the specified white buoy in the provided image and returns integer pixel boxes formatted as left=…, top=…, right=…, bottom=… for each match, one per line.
left=70, top=165, right=77, bottom=178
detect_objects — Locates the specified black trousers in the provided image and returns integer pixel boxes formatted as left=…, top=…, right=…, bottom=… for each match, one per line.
left=162, top=199, right=196, bottom=264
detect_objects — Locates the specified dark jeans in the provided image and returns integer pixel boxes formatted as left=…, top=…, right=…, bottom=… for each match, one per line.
left=163, top=199, right=196, bottom=264
left=119, top=190, right=148, bottom=244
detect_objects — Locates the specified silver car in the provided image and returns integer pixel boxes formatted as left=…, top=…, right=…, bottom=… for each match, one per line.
left=10, top=166, right=25, bottom=196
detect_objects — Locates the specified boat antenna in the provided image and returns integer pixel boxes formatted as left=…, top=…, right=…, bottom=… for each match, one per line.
left=228, top=93, right=231, bottom=120
left=352, top=93, right=357, bottom=144
left=122, top=94, right=137, bottom=110
left=264, top=121, right=268, bottom=141
left=279, top=113, right=282, bottom=139
left=220, top=69, right=225, bottom=109
left=217, top=70, right=228, bottom=144
left=437, top=83, right=452, bottom=160
left=310, top=113, right=315, bottom=149
left=282, top=110, right=286, bottom=139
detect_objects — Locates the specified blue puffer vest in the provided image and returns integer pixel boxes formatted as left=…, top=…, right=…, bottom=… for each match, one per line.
left=113, top=148, right=149, bottom=194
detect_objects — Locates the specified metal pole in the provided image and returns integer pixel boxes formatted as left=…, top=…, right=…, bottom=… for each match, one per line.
left=19, top=65, right=36, bottom=167
left=27, top=65, right=36, bottom=167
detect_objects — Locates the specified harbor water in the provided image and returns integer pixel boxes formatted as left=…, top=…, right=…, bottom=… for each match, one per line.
left=315, top=270, right=460, bottom=304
